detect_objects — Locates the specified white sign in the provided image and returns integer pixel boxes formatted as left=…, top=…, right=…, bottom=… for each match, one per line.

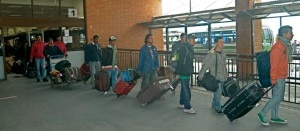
left=68, top=8, right=77, bottom=17
left=63, top=36, right=73, bottom=43
left=64, top=30, right=69, bottom=36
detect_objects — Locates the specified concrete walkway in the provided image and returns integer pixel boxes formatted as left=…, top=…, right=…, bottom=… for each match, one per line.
left=0, top=74, right=299, bottom=131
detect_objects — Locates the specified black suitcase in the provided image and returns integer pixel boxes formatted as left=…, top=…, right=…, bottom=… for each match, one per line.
left=222, top=81, right=267, bottom=121
left=222, top=78, right=240, bottom=97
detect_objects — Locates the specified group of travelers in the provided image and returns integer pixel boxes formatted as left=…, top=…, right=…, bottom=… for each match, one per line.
left=135, top=25, right=293, bottom=127
left=84, top=35, right=119, bottom=93
left=30, top=36, right=67, bottom=82
left=29, top=25, right=293, bottom=126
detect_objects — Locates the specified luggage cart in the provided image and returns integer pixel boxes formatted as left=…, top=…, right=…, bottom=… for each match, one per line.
left=49, top=55, right=70, bottom=88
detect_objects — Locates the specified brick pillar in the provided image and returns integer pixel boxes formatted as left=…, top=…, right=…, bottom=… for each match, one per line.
left=235, top=0, right=262, bottom=80
left=85, top=0, right=163, bottom=50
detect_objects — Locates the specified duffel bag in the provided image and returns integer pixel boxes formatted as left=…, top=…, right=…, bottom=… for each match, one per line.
left=61, top=67, right=81, bottom=82
left=55, top=60, right=71, bottom=72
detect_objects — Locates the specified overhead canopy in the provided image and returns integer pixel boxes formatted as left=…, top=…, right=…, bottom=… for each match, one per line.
left=140, top=0, right=300, bottom=29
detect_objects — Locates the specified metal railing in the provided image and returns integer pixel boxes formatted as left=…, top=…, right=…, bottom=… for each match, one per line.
left=117, top=49, right=300, bottom=104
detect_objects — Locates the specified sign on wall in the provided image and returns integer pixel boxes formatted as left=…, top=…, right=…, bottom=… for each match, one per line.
left=68, top=8, right=77, bottom=18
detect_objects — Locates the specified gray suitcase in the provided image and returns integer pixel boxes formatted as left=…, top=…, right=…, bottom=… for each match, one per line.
left=137, top=76, right=173, bottom=106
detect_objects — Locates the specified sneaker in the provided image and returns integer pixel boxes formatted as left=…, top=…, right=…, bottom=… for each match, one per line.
left=178, top=104, right=184, bottom=109
left=43, top=78, right=48, bottom=82
left=103, top=91, right=107, bottom=95
left=183, top=108, right=197, bottom=114
left=111, top=92, right=116, bottom=95
left=257, top=113, right=269, bottom=126
left=271, top=118, right=288, bottom=124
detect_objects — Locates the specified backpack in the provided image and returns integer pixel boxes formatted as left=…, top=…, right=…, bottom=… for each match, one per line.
left=256, top=51, right=272, bottom=88
left=170, top=46, right=180, bottom=71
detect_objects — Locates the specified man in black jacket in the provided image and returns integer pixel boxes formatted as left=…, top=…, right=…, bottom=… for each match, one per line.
left=84, top=35, right=102, bottom=87
left=102, top=36, right=119, bottom=94
left=175, top=34, right=196, bottom=114
left=44, top=38, right=64, bottom=72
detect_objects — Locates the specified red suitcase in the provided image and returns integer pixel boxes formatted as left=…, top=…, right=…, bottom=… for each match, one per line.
left=114, top=79, right=136, bottom=97
left=114, top=73, right=141, bottom=97
left=80, top=63, right=90, bottom=82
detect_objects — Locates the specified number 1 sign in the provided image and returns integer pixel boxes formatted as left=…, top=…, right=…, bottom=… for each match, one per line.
left=68, top=8, right=78, bottom=18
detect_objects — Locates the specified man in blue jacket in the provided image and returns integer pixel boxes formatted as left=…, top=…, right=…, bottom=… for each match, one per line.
left=84, top=35, right=102, bottom=88
left=137, top=33, right=159, bottom=89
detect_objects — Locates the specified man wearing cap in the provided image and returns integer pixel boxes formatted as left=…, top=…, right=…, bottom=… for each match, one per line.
left=102, top=36, right=119, bottom=94
left=174, top=34, right=197, bottom=114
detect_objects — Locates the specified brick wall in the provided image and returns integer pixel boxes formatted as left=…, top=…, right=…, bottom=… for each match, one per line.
left=85, top=0, right=163, bottom=50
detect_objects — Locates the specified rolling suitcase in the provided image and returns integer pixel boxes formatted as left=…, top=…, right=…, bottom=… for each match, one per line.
left=114, top=73, right=141, bottom=97
left=136, top=76, right=174, bottom=106
left=120, top=68, right=138, bottom=82
left=222, top=78, right=240, bottom=97
left=222, top=81, right=269, bottom=121
left=94, top=70, right=110, bottom=92
left=80, top=63, right=90, bottom=82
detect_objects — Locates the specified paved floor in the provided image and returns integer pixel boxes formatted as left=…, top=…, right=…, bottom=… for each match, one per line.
left=0, top=74, right=300, bottom=131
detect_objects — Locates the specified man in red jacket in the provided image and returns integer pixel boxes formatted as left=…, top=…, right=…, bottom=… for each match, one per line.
left=30, top=36, right=48, bottom=82
left=54, top=36, right=67, bottom=56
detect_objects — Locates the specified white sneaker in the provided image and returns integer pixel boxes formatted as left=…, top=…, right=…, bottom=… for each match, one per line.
left=178, top=105, right=184, bottom=109
left=111, top=92, right=116, bottom=95
left=103, top=91, right=107, bottom=95
left=183, top=108, right=197, bottom=114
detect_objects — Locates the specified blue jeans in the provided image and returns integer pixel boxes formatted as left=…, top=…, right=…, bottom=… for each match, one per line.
left=260, top=79, right=286, bottom=119
left=212, top=81, right=224, bottom=111
left=141, top=70, right=157, bottom=89
left=179, top=78, right=192, bottom=109
left=35, top=58, right=47, bottom=80
left=89, top=61, right=101, bottom=85
left=105, top=68, right=119, bottom=91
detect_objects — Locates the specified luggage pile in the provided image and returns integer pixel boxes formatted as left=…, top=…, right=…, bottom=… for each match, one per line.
left=49, top=57, right=82, bottom=88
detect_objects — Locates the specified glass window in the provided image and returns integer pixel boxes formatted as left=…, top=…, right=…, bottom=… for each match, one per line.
left=162, top=0, right=190, bottom=15
left=32, top=0, right=59, bottom=17
left=61, top=27, right=86, bottom=51
left=191, top=0, right=235, bottom=12
left=1, top=0, right=32, bottom=17
left=262, top=18, right=280, bottom=51
left=1, top=0, right=31, bottom=4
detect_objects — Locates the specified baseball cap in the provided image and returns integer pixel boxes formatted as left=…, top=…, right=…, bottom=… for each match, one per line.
left=109, top=36, right=117, bottom=41
left=187, top=34, right=196, bottom=39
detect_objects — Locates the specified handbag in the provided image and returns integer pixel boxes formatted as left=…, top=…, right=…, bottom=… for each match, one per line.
left=199, top=54, right=219, bottom=92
